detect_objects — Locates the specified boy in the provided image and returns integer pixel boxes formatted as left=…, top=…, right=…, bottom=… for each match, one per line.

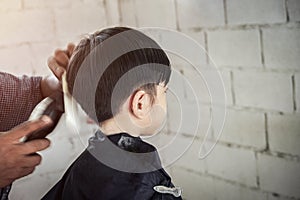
left=42, top=27, right=182, bottom=200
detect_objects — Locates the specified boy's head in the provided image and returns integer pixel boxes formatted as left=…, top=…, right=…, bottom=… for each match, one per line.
left=67, top=27, right=171, bottom=135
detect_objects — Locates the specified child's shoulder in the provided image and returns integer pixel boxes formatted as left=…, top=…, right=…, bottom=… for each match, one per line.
left=43, top=132, right=181, bottom=199
left=113, top=132, right=157, bottom=153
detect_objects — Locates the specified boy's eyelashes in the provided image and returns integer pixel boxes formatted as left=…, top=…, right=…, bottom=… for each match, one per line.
left=164, top=88, right=169, bottom=93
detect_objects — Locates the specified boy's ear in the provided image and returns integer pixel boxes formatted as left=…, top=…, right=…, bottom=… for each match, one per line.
left=130, top=90, right=152, bottom=119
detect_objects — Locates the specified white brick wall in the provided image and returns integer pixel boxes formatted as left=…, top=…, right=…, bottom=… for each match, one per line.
left=181, top=67, right=233, bottom=105
left=206, top=143, right=257, bottom=187
left=0, top=42, right=57, bottom=75
left=29, top=41, right=59, bottom=75
left=171, top=167, right=215, bottom=200
left=0, top=0, right=21, bottom=11
left=0, top=0, right=299, bottom=199
left=54, top=1, right=107, bottom=39
left=234, top=71, right=293, bottom=112
left=120, top=0, right=177, bottom=28
left=220, top=108, right=266, bottom=149
left=171, top=167, right=267, bottom=200
left=268, top=113, right=300, bottom=156
left=0, top=10, right=54, bottom=46
left=171, top=30, right=207, bottom=66
left=176, top=0, right=225, bottom=29
left=119, top=0, right=138, bottom=26
left=287, top=0, right=300, bottom=22
left=23, top=0, right=71, bottom=9
left=135, top=0, right=177, bottom=29
left=167, top=98, right=205, bottom=137
left=296, top=73, right=300, bottom=113
left=226, top=0, right=286, bottom=25
left=0, top=45, right=33, bottom=75
left=258, top=154, right=300, bottom=198
left=173, top=137, right=207, bottom=173
left=159, top=30, right=206, bottom=67
left=105, top=0, right=120, bottom=25
left=213, top=179, right=267, bottom=200
left=207, top=29, right=261, bottom=67
left=263, top=28, right=300, bottom=70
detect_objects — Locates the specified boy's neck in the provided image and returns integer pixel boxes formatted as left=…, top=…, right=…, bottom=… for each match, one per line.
left=99, top=116, right=141, bottom=137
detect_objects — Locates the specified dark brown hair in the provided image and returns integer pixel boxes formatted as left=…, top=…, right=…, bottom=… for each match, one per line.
left=67, top=27, right=171, bottom=123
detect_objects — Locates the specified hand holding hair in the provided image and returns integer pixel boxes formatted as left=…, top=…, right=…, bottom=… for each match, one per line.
left=40, top=43, right=75, bottom=98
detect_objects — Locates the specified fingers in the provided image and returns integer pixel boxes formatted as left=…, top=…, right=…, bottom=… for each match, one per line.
left=11, top=167, right=35, bottom=180
left=54, top=49, right=69, bottom=67
left=20, top=154, right=42, bottom=168
left=18, top=167, right=35, bottom=178
left=67, top=43, right=75, bottom=57
left=6, top=116, right=52, bottom=141
left=0, top=166, right=35, bottom=187
left=19, top=139, right=51, bottom=155
left=48, top=43, right=75, bottom=80
left=47, top=56, right=65, bottom=80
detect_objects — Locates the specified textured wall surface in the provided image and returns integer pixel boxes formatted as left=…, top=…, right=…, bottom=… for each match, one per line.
left=0, top=0, right=299, bottom=200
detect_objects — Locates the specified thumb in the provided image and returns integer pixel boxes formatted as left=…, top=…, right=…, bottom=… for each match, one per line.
left=5, top=116, right=52, bottom=141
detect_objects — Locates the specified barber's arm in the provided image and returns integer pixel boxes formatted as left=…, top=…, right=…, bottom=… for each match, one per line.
left=0, top=43, right=74, bottom=189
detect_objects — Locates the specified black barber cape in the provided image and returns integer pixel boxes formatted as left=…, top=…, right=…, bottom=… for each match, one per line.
left=42, top=131, right=182, bottom=200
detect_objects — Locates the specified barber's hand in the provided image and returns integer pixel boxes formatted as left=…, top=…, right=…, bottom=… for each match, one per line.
left=48, top=43, right=75, bottom=80
left=41, top=43, right=75, bottom=98
left=0, top=116, right=52, bottom=187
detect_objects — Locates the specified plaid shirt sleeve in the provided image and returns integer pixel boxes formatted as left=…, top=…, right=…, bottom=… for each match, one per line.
left=0, top=72, right=43, bottom=131
left=0, top=72, right=43, bottom=199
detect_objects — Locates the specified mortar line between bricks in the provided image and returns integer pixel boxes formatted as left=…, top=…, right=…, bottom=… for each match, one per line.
left=214, top=65, right=300, bottom=73
left=223, top=0, right=228, bottom=25
left=133, top=0, right=139, bottom=27
left=258, top=149, right=300, bottom=161
left=204, top=31, right=209, bottom=65
left=254, top=152, right=260, bottom=188
left=259, top=28, right=265, bottom=68
left=269, top=193, right=300, bottom=200
left=189, top=22, right=300, bottom=32
left=21, top=0, right=24, bottom=10
left=264, top=113, right=270, bottom=151
left=173, top=0, right=180, bottom=31
left=103, top=0, right=109, bottom=25
left=117, top=0, right=123, bottom=25
left=292, top=75, right=297, bottom=112
left=230, top=71, right=236, bottom=105
left=117, top=0, right=122, bottom=24
left=190, top=101, right=293, bottom=115
left=179, top=131, right=267, bottom=152
left=285, top=0, right=290, bottom=22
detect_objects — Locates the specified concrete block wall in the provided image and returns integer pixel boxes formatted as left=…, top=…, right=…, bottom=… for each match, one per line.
left=0, top=0, right=107, bottom=76
left=0, top=0, right=299, bottom=199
